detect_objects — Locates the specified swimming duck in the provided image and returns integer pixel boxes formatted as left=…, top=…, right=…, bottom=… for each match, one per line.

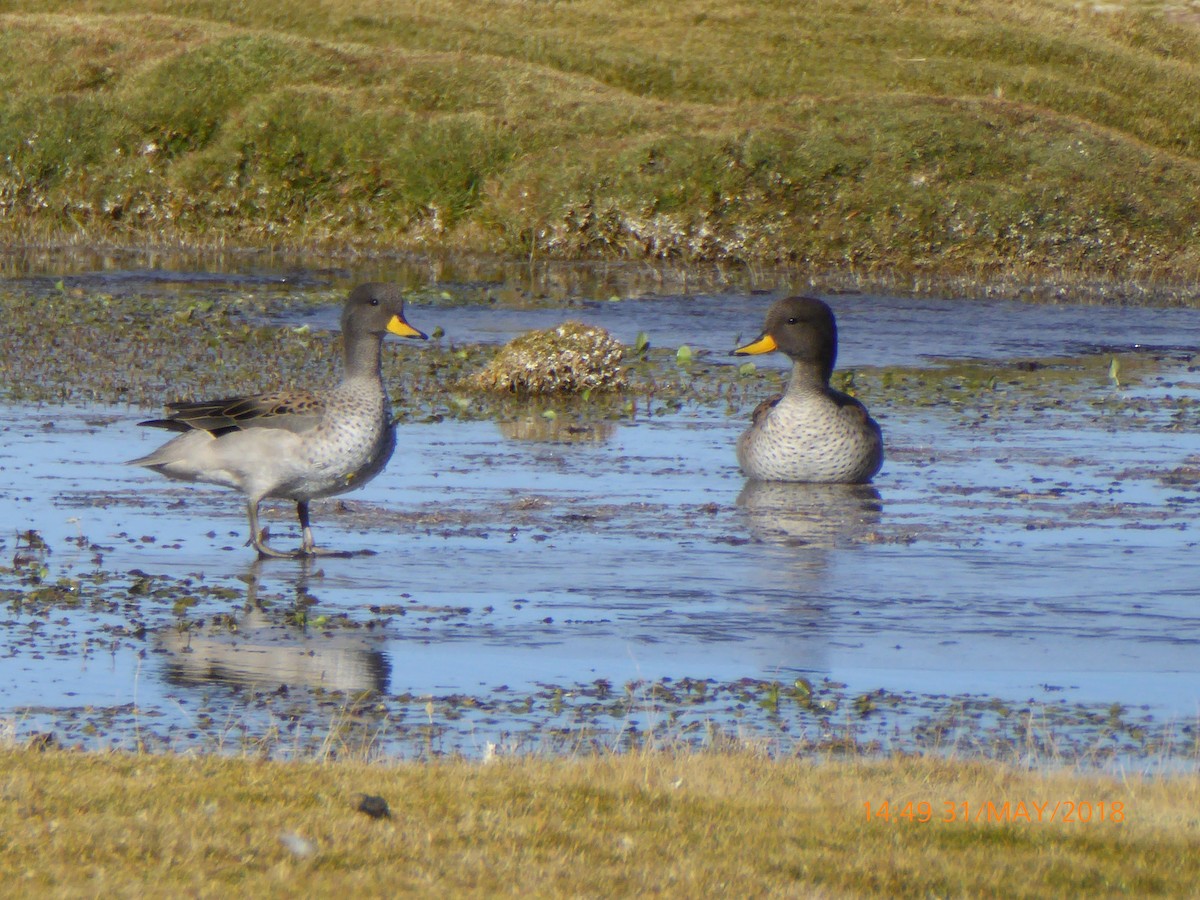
left=129, top=283, right=427, bottom=558
left=732, top=296, right=883, bottom=484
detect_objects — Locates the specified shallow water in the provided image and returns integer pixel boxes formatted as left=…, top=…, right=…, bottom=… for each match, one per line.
left=9, top=252, right=1200, bottom=365
left=1, top=258, right=1199, bottom=765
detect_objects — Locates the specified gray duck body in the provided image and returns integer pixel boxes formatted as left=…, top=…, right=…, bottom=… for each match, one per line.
left=733, top=296, right=883, bottom=484
left=128, top=283, right=427, bottom=557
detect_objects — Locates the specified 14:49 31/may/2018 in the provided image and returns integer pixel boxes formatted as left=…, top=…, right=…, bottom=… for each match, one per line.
left=863, top=800, right=1125, bottom=824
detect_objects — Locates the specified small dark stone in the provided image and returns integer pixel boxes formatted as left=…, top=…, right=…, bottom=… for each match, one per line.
left=356, top=794, right=391, bottom=819
left=27, top=732, right=58, bottom=752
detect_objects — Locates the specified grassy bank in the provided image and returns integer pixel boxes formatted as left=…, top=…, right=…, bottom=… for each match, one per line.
left=2, top=747, right=1197, bottom=896
left=4, top=2, right=1200, bottom=287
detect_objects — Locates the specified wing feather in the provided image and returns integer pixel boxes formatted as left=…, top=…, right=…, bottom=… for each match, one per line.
left=138, top=390, right=325, bottom=436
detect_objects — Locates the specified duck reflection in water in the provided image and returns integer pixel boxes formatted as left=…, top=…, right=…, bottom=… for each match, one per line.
left=737, top=481, right=882, bottom=549
left=158, top=563, right=390, bottom=695
left=496, top=416, right=615, bottom=444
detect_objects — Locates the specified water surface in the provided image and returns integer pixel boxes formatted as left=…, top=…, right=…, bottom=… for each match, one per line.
left=1, top=259, right=1198, bottom=765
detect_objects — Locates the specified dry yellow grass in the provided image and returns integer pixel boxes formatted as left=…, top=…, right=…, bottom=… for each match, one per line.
left=2, top=748, right=1197, bottom=897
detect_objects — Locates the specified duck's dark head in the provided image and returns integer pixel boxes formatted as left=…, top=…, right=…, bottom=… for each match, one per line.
left=732, top=296, right=838, bottom=381
left=342, top=283, right=428, bottom=341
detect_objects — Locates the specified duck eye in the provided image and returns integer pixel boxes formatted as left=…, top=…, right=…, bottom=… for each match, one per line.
left=786, top=317, right=798, bottom=325
left=369, top=299, right=379, bottom=306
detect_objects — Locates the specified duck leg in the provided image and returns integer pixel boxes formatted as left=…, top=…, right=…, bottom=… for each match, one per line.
left=297, top=500, right=320, bottom=555
left=298, top=500, right=342, bottom=557
left=247, top=500, right=295, bottom=559
left=297, top=500, right=371, bottom=558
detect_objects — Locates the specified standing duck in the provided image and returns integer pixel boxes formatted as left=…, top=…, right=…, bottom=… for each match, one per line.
left=129, top=283, right=427, bottom=558
left=732, top=296, right=883, bottom=484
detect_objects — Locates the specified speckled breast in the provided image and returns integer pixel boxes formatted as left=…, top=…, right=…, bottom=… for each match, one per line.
left=737, top=391, right=883, bottom=484
left=300, top=388, right=396, bottom=498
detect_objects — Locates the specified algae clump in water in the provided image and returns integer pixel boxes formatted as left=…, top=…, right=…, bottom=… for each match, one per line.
left=470, top=322, right=627, bottom=394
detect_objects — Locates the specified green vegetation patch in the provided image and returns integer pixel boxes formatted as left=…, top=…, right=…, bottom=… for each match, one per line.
left=4, top=3, right=1200, bottom=287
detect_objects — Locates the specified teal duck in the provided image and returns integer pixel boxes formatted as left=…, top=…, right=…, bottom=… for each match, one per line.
left=732, top=296, right=883, bottom=484
left=129, top=283, right=427, bottom=558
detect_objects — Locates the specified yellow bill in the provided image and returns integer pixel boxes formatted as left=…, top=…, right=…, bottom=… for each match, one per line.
left=387, top=315, right=428, bottom=339
left=732, top=333, right=778, bottom=356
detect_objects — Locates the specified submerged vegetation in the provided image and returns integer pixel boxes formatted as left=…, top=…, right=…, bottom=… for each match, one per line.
left=3, top=285, right=1195, bottom=432
left=3, top=1, right=1200, bottom=291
